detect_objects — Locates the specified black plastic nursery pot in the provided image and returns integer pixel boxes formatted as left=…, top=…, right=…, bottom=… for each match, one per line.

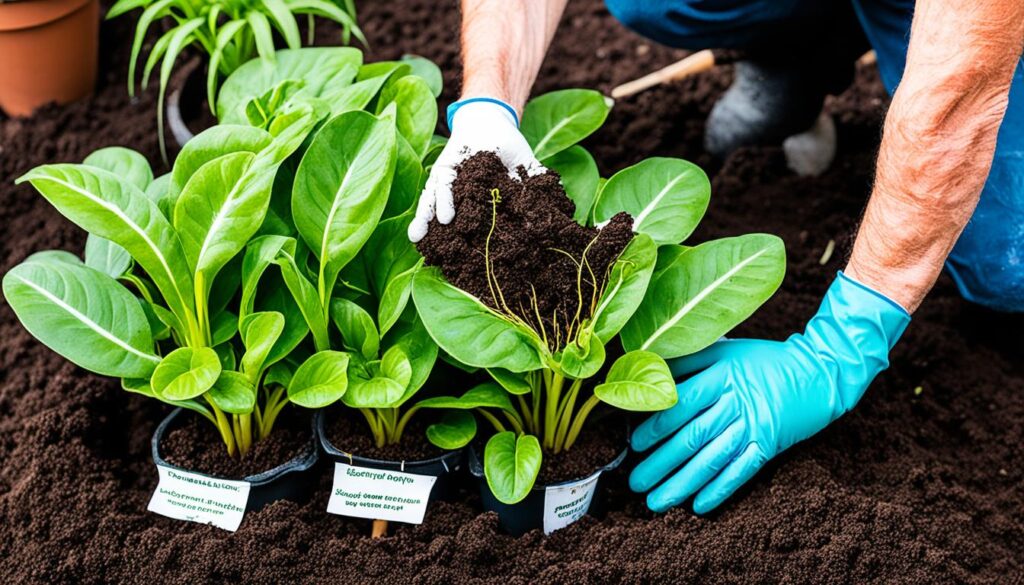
left=151, top=408, right=321, bottom=515
left=315, top=410, right=466, bottom=506
left=468, top=438, right=629, bottom=536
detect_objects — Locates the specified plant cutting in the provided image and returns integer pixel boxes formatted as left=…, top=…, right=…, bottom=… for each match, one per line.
left=412, top=89, right=787, bottom=534
left=106, top=0, right=362, bottom=158
left=216, top=46, right=462, bottom=534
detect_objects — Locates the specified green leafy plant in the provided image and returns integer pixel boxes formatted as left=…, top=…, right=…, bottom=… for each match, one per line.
left=1, top=47, right=449, bottom=459
left=230, top=48, right=466, bottom=450
left=411, top=89, right=787, bottom=504
left=107, top=0, right=362, bottom=159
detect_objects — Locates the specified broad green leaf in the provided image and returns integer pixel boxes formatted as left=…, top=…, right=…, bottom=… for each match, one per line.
left=146, top=174, right=173, bottom=218
left=592, top=158, right=710, bottom=245
left=84, top=236, right=133, bottom=278
left=265, top=359, right=296, bottom=388
left=376, top=76, right=436, bottom=159
left=591, top=234, right=657, bottom=343
left=385, top=314, right=438, bottom=406
left=174, top=151, right=276, bottom=296
left=594, top=350, right=677, bottom=411
left=245, top=79, right=306, bottom=128
left=218, top=47, right=362, bottom=123
left=484, top=432, right=542, bottom=505
left=84, top=147, right=153, bottom=191
left=214, top=342, right=236, bottom=370
left=207, top=370, right=256, bottom=414
left=122, top=377, right=214, bottom=422
left=170, top=126, right=272, bottom=204
left=139, top=299, right=171, bottom=340
left=621, top=235, right=786, bottom=357
left=362, top=214, right=421, bottom=334
left=487, top=368, right=532, bottom=395
left=17, top=165, right=196, bottom=328
left=239, top=311, right=285, bottom=379
left=417, top=382, right=515, bottom=413
left=151, top=347, right=222, bottom=401
left=423, top=135, right=446, bottom=169
left=381, top=345, right=413, bottom=387
left=343, top=353, right=407, bottom=408
left=26, top=250, right=82, bottom=265
left=426, top=411, right=476, bottom=449
left=521, top=89, right=610, bottom=160
left=400, top=54, right=443, bottom=97
left=210, top=310, right=238, bottom=345
left=3, top=260, right=158, bottom=378
left=412, top=267, right=546, bottom=372
left=240, top=235, right=295, bottom=318
left=329, top=297, right=379, bottom=359
left=288, top=350, right=350, bottom=408
left=292, top=110, right=397, bottom=301
left=557, top=328, right=606, bottom=379
left=241, top=237, right=309, bottom=361
left=544, top=146, right=599, bottom=225
left=82, top=147, right=154, bottom=278
left=382, top=137, right=423, bottom=219
left=275, top=246, right=330, bottom=351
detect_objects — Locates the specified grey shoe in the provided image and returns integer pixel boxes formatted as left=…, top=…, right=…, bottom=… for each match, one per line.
left=704, top=60, right=837, bottom=160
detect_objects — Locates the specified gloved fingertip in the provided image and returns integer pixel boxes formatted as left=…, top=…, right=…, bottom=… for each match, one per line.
left=691, top=494, right=719, bottom=516
left=646, top=491, right=675, bottom=514
left=628, top=469, right=650, bottom=493
left=407, top=218, right=427, bottom=243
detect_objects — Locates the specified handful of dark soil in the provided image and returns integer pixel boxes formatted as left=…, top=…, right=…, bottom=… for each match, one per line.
left=417, top=151, right=633, bottom=349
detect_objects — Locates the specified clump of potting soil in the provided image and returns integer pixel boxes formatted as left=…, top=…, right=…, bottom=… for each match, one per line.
left=417, top=151, right=634, bottom=349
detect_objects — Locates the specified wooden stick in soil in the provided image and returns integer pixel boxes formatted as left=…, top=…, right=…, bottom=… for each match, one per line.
left=372, top=520, right=388, bottom=539
left=610, top=49, right=715, bottom=99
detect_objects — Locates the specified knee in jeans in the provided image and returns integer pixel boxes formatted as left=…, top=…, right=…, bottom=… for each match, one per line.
left=605, top=0, right=713, bottom=49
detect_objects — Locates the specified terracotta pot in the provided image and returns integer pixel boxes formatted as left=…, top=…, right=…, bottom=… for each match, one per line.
left=0, top=0, right=99, bottom=117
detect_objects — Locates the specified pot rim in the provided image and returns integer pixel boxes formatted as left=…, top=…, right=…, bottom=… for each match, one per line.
left=314, top=409, right=463, bottom=470
left=151, top=407, right=320, bottom=487
left=466, top=427, right=629, bottom=491
left=0, top=0, right=94, bottom=33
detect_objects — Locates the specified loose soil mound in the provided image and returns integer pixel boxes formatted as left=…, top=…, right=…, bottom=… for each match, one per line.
left=0, top=1, right=1022, bottom=583
left=325, top=404, right=445, bottom=461
left=534, top=413, right=626, bottom=485
left=417, top=151, right=633, bottom=347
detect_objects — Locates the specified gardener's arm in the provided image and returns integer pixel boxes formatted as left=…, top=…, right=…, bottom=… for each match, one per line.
left=408, top=0, right=568, bottom=241
left=630, top=0, right=1024, bottom=515
left=846, top=0, right=1024, bottom=311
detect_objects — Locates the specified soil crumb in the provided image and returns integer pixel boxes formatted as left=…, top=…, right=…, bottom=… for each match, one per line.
left=162, top=408, right=312, bottom=479
left=325, top=405, right=445, bottom=461
left=536, top=414, right=626, bottom=484
left=417, top=151, right=634, bottom=349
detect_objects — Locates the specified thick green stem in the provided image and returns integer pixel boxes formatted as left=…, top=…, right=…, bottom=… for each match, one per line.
left=208, top=400, right=236, bottom=457
left=516, top=394, right=533, bottom=434
left=394, top=405, right=421, bottom=443
left=476, top=408, right=507, bottom=433
left=553, top=378, right=583, bottom=453
left=360, top=408, right=386, bottom=448
left=563, top=395, right=601, bottom=451
left=502, top=411, right=525, bottom=435
left=543, top=372, right=565, bottom=449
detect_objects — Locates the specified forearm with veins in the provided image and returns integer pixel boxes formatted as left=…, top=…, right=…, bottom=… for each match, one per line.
left=459, top=0, right=569, bottom=114
left=846, top=0, right=1024, bottom=311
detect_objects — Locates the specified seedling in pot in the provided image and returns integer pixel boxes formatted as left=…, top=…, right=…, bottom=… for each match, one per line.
left=412, top=89, right=787, bottom=531
left=107, top=0, right=363, bottom=160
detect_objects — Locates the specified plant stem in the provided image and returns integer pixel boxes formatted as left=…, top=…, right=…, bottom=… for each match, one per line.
left=543, top=371, right=564, bottom=449
left=360, top=408, right=386, bottom=448
left=516, top=394, right=533, bottom=434
left=394, top=405, right=420, bottom=443
left=553, top=378, right=583, bottom=453
left=502, top=411, right=525, bottom=435
left=563, top=394, right=601, bottom=451
left=208, top=400, right=236, bottom=457
left=476, top=408, right=507, bottom=433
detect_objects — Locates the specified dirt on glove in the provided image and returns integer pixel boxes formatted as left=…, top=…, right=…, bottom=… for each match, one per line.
left=416, top=151, right=634, bottom=349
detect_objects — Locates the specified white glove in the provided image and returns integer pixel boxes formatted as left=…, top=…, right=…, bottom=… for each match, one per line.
left=408, top=99, right=547, bottom=242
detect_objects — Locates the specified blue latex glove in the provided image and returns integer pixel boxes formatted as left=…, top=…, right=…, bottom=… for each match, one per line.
left=629, top=271, right=911, bottom=514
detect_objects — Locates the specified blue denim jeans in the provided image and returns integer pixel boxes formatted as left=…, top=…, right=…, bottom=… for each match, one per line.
left=606, top=0, right=1024, bottom=311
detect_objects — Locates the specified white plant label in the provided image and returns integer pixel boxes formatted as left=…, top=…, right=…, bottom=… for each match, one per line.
left=327, top=463, right=437, bottom=524
left=147, top=465, right=250, bottom=532
left=543, top=471, right=602, bottom=534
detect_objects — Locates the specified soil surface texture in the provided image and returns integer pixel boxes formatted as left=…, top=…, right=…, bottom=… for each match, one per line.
left=418, top=151, right=633, bottom=347
left=162, top=409, right=313, bottom=479
left=324, top=405, right=445, bottom=461
left=534, top=413, right=626, bottom=485
left=1, top=1, right=1022, bottom=583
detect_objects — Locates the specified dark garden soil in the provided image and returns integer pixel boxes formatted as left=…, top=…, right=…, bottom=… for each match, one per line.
left=417, top=151, right=634, bottom=345
left=1, top=1, right=1022, bottom=583
left=324, top=405, right=445, bottom=461
left=534, top=414, right=626, bottom=485
left=162, top=409, right=313, bottom=479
